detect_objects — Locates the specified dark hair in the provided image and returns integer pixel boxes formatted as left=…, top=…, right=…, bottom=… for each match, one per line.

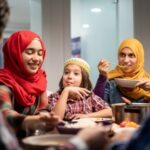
left=0, top=0, right=10, bottom=36
left=59, top=67, right=92, bottom=92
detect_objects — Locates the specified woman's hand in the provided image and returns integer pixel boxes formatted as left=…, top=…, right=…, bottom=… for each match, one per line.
left=136, top=79, right=150, bottom=90
left=64, top=86, right=91, bottom=100
left=97, top=59, right=110, bottom=77
left=22, top=112, right=60, bottom=132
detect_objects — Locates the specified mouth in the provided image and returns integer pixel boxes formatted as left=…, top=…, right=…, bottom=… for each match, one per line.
left=29, top=64, right=40, bottom=70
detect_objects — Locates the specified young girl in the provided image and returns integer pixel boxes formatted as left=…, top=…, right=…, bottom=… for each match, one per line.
left=48, top=58, right=112, bottom=120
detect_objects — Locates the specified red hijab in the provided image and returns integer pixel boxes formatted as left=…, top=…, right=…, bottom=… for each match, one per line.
left=0, top=30, right=47, bottom=106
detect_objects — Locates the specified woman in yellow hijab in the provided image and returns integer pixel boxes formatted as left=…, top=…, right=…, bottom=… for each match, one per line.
left=94, top=38, right=150, bottom=104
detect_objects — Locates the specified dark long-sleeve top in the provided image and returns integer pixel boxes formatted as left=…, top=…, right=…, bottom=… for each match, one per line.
left=93, top=74, right=107, bottom=99
left=94, top=75, right=144, bottom=105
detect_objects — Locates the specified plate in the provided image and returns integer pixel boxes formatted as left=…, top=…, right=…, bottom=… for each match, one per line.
left=22, top=134, right=73, bottom=150
left=57, top=123, right=80, bottom=134
left=57, top=118, right=113, bottom=134
left=114, top=78, right=140, bottom=88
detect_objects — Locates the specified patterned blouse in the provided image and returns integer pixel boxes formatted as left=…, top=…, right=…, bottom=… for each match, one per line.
left=0, top=84, right=49, bottom=137
left=48, top=91, right=109, bottom=120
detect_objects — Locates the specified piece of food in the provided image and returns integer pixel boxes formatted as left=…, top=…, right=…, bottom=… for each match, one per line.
left=120, top=121, right=140, bottom=128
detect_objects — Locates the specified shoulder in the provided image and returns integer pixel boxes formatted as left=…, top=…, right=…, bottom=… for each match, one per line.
left=0, top=84, right=12, bottom=95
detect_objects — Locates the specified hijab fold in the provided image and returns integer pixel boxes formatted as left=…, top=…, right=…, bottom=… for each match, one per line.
left=108, top=38, right=150, bottom=100
left=0, top=30, right=47, bottom=106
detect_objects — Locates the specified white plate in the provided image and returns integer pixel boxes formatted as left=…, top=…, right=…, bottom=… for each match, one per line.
left=114, top=78, right=140, bottom=88
left=22, top=134, right=73, bottom=147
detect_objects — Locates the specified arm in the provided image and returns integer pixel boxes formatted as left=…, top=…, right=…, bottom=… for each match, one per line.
left=90, top=93, right=112, bottom=118
left=93, top=59, right=109, bottom=98
left=0, top=86, right=59, bottom=135
left=93, top=74, right=107, bottom=99
left=50, top=87, right=90, bottom=119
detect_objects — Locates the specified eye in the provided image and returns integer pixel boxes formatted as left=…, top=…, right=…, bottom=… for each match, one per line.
left=129, top=53, right=135, bottom=58
left=38, top=50, right=43, bottom=56
left=64, top=70, right=69, bottom=75
left=119, top=53, right=126, bottom=58
left=74, top=72, right=80, bottom=76
left=24, top=48, right=34, bottom=54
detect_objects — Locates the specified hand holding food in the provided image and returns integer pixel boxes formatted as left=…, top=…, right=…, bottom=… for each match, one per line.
left=98, top=59, right=110, bottom=76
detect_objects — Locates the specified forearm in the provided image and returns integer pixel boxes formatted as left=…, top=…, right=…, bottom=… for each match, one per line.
left=93, top=74, right=107, bottom=99
left=53, top=89, right=69, bottom=119
left=87, top=107, right=112, bottom=118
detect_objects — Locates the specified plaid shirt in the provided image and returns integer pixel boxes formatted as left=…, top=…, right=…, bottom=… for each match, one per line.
left=48, top=91, right=109, bottom=120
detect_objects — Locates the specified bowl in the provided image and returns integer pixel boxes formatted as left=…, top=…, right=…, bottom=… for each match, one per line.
left=114, top=78, right=140, bottom=88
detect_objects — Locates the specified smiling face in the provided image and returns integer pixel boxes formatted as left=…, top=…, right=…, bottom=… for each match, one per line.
left=62, top=64, right=82, bottom=88
left=118, top=47, right=137, bottom=73
left=22, top=38, right=43, bottom=74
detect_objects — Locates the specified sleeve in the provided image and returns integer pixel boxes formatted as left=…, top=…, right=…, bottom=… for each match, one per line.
left=0, top=85, right=26, bottom=136
left=48, top=92, right=59, bottom=111
left=104, top=81, right=111, bottom=104
left=91, top=93, right=109, bottom=111
left=93, top=74, right=107, bottom=99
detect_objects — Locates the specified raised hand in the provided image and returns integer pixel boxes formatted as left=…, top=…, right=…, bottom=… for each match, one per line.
left=97, top=59, right=110, bottom=77
left=136, top=79, right=150, bottom=90
left=64, top=86, right=91, bottom=100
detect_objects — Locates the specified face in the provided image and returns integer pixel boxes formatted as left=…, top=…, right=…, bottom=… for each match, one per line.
left=22, top=38, right=43, bottom=74
left=118, top=47, right=137, bottom=73
left=63, top=64, right=82, bottom=88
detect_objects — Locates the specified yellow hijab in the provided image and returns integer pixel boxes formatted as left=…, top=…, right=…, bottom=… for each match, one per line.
left=108, top=38, right=150, bottom=100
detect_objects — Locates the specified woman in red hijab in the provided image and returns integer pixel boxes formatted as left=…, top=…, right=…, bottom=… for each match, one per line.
left=0, top=30, right=59, bottom=137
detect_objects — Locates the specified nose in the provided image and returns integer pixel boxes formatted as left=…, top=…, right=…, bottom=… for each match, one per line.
left=123, top=56, right=130, bottom=63
left=32, top=53, right=40, bottom=62
left=67, top=72, right=73, bottom=79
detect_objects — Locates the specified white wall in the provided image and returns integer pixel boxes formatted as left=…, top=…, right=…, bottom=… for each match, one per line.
left=71, top=0, right=134, bottom=86
left=42, top=0, right=71, bottom=91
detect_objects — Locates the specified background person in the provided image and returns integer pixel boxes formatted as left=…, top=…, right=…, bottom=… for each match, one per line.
left=94, top=38, right=150, bottom=105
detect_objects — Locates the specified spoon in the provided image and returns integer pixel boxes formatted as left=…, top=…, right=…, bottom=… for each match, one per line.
left=121, top=96, right=132, bottom=105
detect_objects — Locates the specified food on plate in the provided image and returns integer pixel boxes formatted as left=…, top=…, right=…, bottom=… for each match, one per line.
left=64, top=118, right=97, bottom=128
left=120, top=121, right=140, bottom=128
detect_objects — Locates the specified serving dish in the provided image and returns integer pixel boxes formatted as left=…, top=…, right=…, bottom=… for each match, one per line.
left=114, top=78, right=140, bottom=88
left=22, top=134, right=73, bottom=150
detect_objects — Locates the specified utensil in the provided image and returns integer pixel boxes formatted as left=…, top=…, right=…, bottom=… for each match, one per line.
left=111, top=103, right=150, bottom=124
left=121, top=97, right=132, bottom=105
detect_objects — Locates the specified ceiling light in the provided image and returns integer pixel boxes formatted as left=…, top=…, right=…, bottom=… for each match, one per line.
left=91, top=8, right=102, bottom=13
left=82, top=24, right=90, bottom=29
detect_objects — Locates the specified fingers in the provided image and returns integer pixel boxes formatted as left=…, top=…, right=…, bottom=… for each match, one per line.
left=98, top=59, right=109, bottom=76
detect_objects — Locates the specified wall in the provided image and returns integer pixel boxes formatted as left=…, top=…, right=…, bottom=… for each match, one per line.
left=134, top=0, right=150, bottom=72
left=71, top=0, right=134, bottom=86
left=42, top=0, right=71, bottom=91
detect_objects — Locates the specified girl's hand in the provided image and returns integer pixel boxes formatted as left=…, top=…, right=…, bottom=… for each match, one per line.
left=97, top=59, right=110, bottom=76
left=64, top=86, right=91, bottom=100
left=70, top=113, right=88, bottom=120
left=136, top=79, right=150, bottom=90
